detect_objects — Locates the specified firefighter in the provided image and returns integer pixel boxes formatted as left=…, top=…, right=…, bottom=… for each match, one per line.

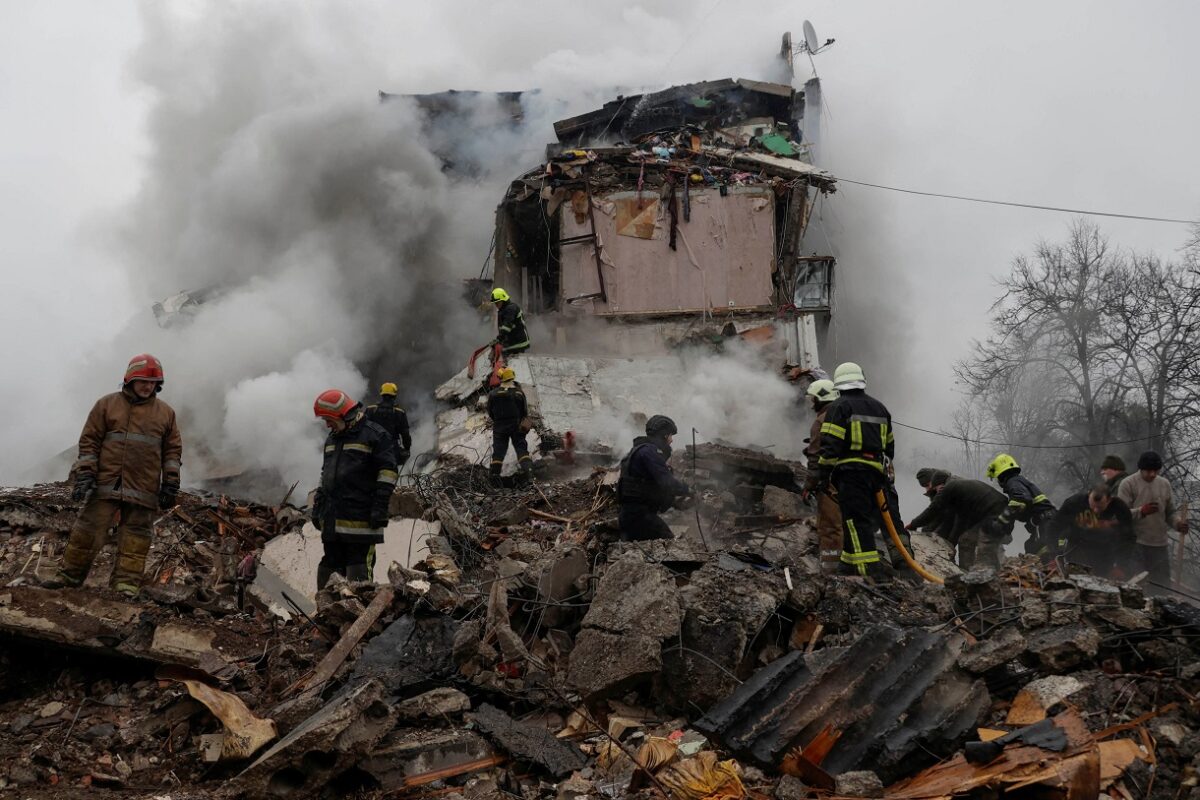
left=816, top=362, right=907, bottom=577
left=311, top=389, right=398, bottom=588
left=365, top=382, right=412, bottom=468
left=801, top=379, right=843, bottom=573
left=487, top=367, right=533, bottom=481
left=906, top=469, right=1008, bottom=569
left=985, top=453, right=1057, bottom=557
left=490, top=288, right=531, bottom=356
left=51, top=354, right=183, bottom=596
left=617, top=415, right=692, bottom=541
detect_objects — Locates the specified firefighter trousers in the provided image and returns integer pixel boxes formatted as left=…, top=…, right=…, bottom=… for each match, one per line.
left=58, top=498, right=153, bottom=594
left=831, top=469, right=887, bottom=575
left=816, top=491, right=843, bottom=573
left=317, top=540, right=376, bottom=589
left=618, top=504, right=674, bottom=542
left=491, top=427, right=532, bottom=476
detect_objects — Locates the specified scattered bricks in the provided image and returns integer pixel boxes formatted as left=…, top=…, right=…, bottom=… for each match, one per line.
left=959, top=626, right=1026, bottom=674
left=1071, top=574, right=1121, bottom=606
left=1090, top=605, right=1153, bottom=632
left=762, top=486, right=807, bottom=520
left=1025, top=625, right=1102, bottom=672
left=1119, top=582, right=1147, bottom=609
left=834, top=770, right=884, bottom=798
left=395, top=688, right=472, bottom=723
left=774, top=775, right=808, bottom=800
left=1019, top=595, right=1049, bottom=629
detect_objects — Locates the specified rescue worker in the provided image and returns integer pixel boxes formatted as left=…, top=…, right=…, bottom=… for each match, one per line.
left=816, top=362, right=907, bottom=577
left=906, top=469, right=1008, bottom=569
left=912, top=467, right=960, bottom=542
left=801, top=379, right=842, bottom=573
left=616, top=415, right=692, bottom=541
left=1051, top=482, right=1134, bottom=578
left=487, top=367, right=533, bottom=481
left=312, top=389, right=398, bottom=588
left=365, top=382, right=412, bottom=468
left=490, top=288, right=531, bottom=356
left=985, top=453, right=1057, bottom=557
left=1099, top=454, right=1128, bottom=493
left=1116, top=450, right=1189, bottom=586
left=51, top=354, right=183, bottom=596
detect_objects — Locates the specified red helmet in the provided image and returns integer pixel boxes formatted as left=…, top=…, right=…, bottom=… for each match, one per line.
left=124, top=354, right=165, bottom=385
left=314, top=389, right=356, bottom=420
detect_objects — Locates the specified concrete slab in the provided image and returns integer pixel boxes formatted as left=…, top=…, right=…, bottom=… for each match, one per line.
left=251, top=519, right=437, bottom=617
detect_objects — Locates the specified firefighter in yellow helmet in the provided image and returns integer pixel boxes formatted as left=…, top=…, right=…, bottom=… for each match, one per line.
left=365, top=382, right=412, bottom=468
left=985, top=453, right=1056, bottom=558
left=491, top=288, right=531, bottom=356
left=487, top=367, right=533, bottom=482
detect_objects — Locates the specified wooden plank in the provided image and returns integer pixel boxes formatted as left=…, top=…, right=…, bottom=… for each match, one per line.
left=301, top=586, right=394, bottom=694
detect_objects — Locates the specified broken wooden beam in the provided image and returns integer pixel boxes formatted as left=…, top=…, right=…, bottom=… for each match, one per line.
left=300, top=585, right=394, bottom=697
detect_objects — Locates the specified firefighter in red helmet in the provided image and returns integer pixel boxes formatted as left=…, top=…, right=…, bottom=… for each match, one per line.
left=311, top=389, right=399, bottom=587
left=50, top=354, right=183, bottom=596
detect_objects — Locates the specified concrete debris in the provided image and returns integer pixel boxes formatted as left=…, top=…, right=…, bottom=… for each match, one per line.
left=0, top=452, right=1198, bottom=798
left=467, top=703, right=587, bottom=778
left=761, top=485, right=807, bottom=520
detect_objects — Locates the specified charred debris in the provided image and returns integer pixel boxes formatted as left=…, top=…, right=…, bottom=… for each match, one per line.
left=2, top=441, right=1199, bottom=799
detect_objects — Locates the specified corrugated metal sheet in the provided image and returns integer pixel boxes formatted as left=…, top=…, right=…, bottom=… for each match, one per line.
left=694, top=625, right=990, bottom=783
left=559, top=186, right=776, bottom=315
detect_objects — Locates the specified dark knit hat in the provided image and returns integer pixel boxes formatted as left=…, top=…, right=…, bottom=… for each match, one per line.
left=1100, top=454, right=1126, bottom=472
left=915, top=467, right=950, bottom=487
left=1136, top=450, right=1163, bottom=471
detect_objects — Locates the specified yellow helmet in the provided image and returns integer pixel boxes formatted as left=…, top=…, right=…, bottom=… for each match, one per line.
left=832, top=362, right=866, bottom=389
left=491, top=287, right=510, bottom=302
left=380, top=382, right=398, bottom=396
left=986, top=453, right=1020, bottom=480
left=805, top=379, right=839, bottom=403
left=499, top=367, right=516, bottom=382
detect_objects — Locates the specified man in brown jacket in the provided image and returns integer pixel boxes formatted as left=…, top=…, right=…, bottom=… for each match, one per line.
left=801, top=379, right=842, bottom=573
left=51, top=354, right=183, bottom=596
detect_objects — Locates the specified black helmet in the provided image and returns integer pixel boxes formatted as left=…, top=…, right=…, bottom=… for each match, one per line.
left=646, top=415, right=678, bottom=438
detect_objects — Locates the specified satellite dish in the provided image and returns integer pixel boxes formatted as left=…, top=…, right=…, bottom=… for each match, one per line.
left=802, top=20, right=819, bottom=54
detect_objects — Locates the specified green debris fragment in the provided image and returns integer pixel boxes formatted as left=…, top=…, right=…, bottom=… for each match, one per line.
left=689, top=97, right=715, bottom=108
left=759, top=133, right=797, bottom=157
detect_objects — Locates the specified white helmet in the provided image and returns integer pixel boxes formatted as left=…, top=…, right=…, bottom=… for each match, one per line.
left=806, top=379, right=839, bottom=404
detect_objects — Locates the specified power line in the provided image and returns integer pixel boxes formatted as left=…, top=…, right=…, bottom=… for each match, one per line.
left=837, top=178, right=1199, bottom=226
left=892, top=419, right=1154, bottom=450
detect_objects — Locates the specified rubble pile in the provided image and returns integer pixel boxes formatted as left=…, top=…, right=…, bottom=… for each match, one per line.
left=1, top=445, right=1199, bottom=798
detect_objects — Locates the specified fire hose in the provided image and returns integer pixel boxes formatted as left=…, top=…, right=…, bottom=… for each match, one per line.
left=874, top=489, right=944, bottom=585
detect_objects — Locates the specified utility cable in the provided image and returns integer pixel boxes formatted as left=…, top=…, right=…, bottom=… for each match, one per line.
left=837, top=178, right=1198, bottom=225
left=892, top=419, right=1155, bottom=450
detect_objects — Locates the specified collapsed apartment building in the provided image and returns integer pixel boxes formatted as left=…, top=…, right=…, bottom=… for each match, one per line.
left=434, top=41, right=836, bottom=463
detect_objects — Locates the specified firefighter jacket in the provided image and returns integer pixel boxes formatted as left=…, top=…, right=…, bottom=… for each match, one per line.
left=497, top=301, right=531, bottom=353
left=617, top=436, right=689, bottom=512
left=909, top=479, right=1008, bottom=545
left=803, top=405, right=828, bottom=490
left=487, top=382, right=528, bottom=433
left=317, top=408, right=398, bottom=544
left=365, top=396, right=412, bottom=452
left=997, top=473, right=1056, bottom=525
left=73, top=388, right=183, bottom=509
left=817, top=389, right=894, bottom=476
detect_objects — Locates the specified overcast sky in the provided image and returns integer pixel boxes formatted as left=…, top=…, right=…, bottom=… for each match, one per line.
left=1, top=1, right=1198, bottom=485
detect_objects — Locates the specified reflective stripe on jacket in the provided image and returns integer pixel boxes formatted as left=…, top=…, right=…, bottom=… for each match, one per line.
left=817, top=390, right=894, bottom=474
left=74, top=389, right=183, bottom=509
left=319, top=411, right=398, bottom=544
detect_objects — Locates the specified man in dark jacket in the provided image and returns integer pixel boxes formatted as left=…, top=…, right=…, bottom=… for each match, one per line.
left=1050, top=482, right=1134, bottom=578
left=487, top=367, right=532, bottom=480
left=617, top=415, right=692, bottom=541
left=906, top=469, right=1008, bottom=569
left=491, top=287, right=531, bottom=355
left=1099, top=454, right=1128, bottom=493
left=817, top=362, right=911, bottom=578
left=365, top=382, right=412, bottom=467
left=312, top=389, right=398, bottom=588
left=986, top=453, right=1057, bottom=557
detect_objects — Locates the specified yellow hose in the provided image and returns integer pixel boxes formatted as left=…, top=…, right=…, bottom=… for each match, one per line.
left=875, top=489, right=944, bottom=585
